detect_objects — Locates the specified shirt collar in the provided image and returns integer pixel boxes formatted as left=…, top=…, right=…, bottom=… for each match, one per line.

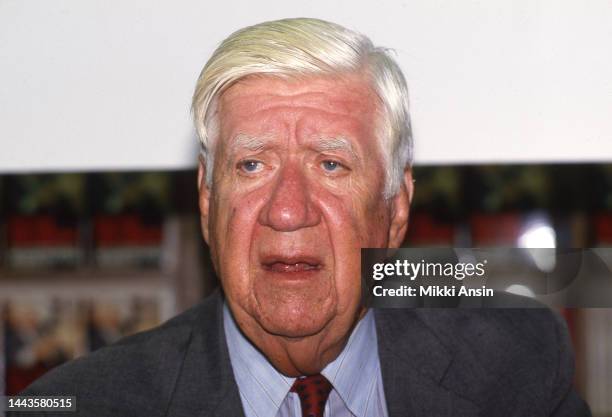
left=321, top=309, right=380, bottom=417
left=224, top=303, right=380, bottom=417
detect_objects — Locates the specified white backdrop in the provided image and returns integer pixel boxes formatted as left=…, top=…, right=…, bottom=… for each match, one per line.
left=1, top=0, right=611, bottom=173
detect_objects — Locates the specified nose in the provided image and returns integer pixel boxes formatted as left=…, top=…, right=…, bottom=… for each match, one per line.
left=258, top=162, right=321, bottom=231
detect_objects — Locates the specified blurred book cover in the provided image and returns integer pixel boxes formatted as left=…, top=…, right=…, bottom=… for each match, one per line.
left=89, top=173, right=170, bottom=269
left=3, top=297, right=86, bottom=394
left=2, top=295, right=162, bottom=395
left=3, top=174, right=85, bottom=269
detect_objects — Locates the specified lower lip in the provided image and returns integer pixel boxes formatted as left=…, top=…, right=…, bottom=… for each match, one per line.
left=261, top=263, right=323, bottom=280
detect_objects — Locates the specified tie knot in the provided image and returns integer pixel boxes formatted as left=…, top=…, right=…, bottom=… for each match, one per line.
left=290, top=374, right=333, bottom=417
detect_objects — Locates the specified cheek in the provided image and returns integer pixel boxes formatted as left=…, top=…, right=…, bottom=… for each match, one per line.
left=315, top=184, right=391, bottom=305
left=209, top=189, right=266, bottom=292
left=211, top=186, right=264, bottom=239
left=314, top=189, right=369, bottom=309
left=317, top=185, right=390, bottom=249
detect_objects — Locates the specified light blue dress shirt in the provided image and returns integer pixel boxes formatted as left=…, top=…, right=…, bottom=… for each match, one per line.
left=223, top=303, right=389, bottom=417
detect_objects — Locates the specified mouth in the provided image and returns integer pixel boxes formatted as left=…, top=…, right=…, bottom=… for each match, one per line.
left=260, top=255, right=323, bottom=275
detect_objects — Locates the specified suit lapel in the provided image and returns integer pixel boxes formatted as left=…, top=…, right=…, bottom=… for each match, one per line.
left=165, top=290, right=246, bottom=417
left=375, top=308, right=480, bottom=417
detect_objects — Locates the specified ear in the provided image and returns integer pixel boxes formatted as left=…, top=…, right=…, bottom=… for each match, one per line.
left=197, top=154, right=212, bottom=245
left=388, top=168, right=414, bottom=248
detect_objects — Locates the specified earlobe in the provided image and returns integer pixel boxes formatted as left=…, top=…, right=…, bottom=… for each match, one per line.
left=388, top=168, right=414, bottom=248
left=198, top=155, right=211, bottom=244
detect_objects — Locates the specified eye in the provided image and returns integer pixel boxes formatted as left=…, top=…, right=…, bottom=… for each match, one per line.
left=238, top=160, right=263, bottom=174
left=321, top=160, right=343, bottom=172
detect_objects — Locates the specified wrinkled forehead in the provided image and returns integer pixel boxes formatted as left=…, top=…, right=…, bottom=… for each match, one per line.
left=215, top=73, right=383, bottom=149
left=220, top=73, right=379, bottom=118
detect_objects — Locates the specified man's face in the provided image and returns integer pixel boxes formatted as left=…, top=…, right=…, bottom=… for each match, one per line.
left=199, top=73, right=411, bottom=368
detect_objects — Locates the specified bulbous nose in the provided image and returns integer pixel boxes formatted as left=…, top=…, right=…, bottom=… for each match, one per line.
left=258, top=163, right=321, bottom=231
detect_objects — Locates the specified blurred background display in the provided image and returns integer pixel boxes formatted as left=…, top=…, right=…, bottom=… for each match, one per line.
left=1, top=164, right=611, bottom=415
left=89, top=173, right=169, bottom=269
left=3, top=175, right=85, bottom=269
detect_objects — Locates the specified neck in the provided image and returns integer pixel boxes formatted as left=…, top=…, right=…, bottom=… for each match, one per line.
left=233, top=307, right=367, bottom=376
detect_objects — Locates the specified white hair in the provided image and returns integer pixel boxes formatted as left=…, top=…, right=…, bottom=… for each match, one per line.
left=192, top=17, right=413, bottom=198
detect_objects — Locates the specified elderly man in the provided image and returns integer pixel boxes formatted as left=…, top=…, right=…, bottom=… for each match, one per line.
left=17, top=18, right=589, bottom=417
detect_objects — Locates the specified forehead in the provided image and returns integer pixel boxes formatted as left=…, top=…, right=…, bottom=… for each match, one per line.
left=217, top=73, right=380, bottom=136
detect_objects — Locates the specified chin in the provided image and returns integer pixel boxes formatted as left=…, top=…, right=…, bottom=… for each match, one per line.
left=255, top=302, right=335, bottom=339
left=250, top=269, right=337, bottom=335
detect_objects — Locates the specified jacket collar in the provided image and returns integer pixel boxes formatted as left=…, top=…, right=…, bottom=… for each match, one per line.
left=165, top=289, right=246, bottom=417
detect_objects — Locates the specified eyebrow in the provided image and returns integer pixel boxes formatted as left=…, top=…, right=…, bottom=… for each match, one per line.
left=229, top=134, right=268, bottom=152
left=311, top=137, right=359, bottom=160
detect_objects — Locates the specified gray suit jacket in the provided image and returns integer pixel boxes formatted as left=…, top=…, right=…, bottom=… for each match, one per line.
left=14, top=290, right=590, bottom=416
